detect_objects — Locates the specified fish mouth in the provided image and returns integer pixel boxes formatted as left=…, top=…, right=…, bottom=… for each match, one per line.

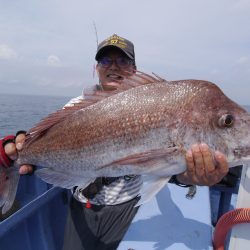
left=233, top=146, right=250, bottom=159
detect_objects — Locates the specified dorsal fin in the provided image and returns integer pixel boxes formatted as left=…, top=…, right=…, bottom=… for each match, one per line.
left=101, top=71, right=165, bottom=91
left=25, top=71, right=165, bottom=145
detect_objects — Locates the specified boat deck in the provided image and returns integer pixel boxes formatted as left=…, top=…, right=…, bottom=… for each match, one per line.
left=119, top=184, right=213, bottom=250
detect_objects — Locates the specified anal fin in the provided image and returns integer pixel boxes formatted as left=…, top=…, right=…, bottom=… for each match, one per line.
left=136, top=175, right=170, bottom=207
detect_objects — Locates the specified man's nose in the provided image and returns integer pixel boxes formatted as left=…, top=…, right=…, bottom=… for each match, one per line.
left=109, top=60, right=119, bottom=69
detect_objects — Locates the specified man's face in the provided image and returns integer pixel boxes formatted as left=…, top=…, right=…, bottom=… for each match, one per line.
left=96, top=48, right=136, bottom=89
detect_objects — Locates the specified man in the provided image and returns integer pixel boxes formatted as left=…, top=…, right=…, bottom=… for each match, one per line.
left=1, top=34, right=228, bottom=249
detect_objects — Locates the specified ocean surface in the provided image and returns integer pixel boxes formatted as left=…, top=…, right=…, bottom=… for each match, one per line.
left=0, top=93, right=250, bottom=138
left=0, top=93, right=72, bottom=138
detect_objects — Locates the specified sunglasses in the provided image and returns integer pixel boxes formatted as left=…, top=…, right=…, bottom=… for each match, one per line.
left=98, top=57, right=133, bottom=68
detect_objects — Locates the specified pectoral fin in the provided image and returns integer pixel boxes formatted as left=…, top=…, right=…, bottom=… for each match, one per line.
left=35, top=168, right=94, bottom=189
left=108, top=146, right=182, bottom=165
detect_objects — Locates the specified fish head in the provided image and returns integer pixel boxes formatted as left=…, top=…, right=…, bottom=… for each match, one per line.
left=183, top=80, right=250, bottom=166
left=213, top=105, right=250, bottom=166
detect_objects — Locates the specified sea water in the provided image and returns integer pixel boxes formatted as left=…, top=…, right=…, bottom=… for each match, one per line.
left=0, top=93, right=72, bottom=138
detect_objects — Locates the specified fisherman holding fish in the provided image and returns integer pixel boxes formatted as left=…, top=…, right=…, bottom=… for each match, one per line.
left=1, top=34, right=230, bottom=249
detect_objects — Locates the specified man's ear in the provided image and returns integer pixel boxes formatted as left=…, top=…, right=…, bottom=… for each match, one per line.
left=94, top=63, right=100, bottom=79
left=96, top=63, right=100, bottom=73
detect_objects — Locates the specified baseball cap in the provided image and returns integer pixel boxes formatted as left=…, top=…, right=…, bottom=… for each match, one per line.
left=95, top=34, right=135, bottom=62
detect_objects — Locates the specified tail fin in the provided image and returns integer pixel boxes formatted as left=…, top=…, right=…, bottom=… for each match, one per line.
left=0, top=164, right=20, bottom=214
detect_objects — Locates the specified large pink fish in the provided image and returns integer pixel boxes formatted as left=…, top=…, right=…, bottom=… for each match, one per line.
left=1, top=72, right=250, bottom=214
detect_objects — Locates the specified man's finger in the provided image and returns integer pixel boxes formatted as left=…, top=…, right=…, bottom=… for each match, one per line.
left=185, top=149, right=195, bottom=174
left=19, top=165, right=33, bottom=175
left=178, top=150, right=195, bottom=184
left=200, top=143, right=216, bottom=177
left=191, top=144, right=205, bottom=177
left=4, top=142, right=18, bottom=160
left=214, top=151, right=229, bottom=177
left=15, top=133, right=26, bottom=151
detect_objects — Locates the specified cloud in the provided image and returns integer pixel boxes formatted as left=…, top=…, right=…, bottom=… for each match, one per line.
left=236, top=56, right=248, bottom=65
left=210, top=69, right=219, bottom=75
left=0, top=44, right=17, bottom=60
left=231, top=0, right=250, bottom=12
left=47, top=55, right=62, bottom=67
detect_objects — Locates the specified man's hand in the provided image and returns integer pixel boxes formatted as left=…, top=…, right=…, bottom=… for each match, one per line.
left=177, top=143, right=229, bottom=186
left=4, top=132, right=33, bottom=174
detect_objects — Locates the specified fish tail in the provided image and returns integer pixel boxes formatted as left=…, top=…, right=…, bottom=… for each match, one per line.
left=0, top=163, right=20, bottom=214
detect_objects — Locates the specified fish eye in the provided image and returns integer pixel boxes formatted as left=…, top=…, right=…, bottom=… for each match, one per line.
left=218, top=114, right=234, bottom=128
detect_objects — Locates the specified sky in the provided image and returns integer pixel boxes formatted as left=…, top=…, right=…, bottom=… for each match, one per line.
left=0, top=0, right=250, bottom=105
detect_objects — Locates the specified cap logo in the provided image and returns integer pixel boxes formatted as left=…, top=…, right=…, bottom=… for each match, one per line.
left=105, top=34, right=128, bottom=49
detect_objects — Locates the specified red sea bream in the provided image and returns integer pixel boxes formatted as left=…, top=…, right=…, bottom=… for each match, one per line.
left=1, top=72, right=250, bottom=214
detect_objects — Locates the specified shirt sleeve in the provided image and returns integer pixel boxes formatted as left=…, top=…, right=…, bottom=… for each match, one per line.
left=63, top=85, right=99, bottom=108
left=63, top=95, right=84, bottom=108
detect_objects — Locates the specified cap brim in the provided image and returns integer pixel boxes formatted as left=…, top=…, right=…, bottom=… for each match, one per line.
left=95, top=45, right=134, bottom=60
